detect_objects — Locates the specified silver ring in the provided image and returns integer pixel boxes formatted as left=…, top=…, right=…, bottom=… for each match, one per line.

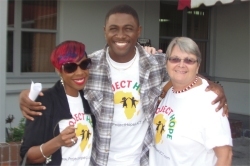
left=71, top=138, right=76, bottom=144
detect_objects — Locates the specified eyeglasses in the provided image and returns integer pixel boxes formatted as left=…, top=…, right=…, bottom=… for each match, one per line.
left=167, top=57, right=198, bottom=65
left=62, top=58, right=91, bottom=73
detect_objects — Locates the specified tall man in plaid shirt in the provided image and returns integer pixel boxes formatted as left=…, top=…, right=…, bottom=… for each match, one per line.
left=19, top=4, right=227, bottom=166
left=84, top=5, right=168, bottom=166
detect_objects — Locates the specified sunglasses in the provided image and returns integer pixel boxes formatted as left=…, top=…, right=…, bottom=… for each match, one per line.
left=167, top=57, right=198, bottom=65
left=62, top=58, right=91, bottom=73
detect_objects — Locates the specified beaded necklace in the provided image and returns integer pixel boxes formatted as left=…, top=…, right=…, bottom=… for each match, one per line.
left=172, top=76, right=198, bottom=94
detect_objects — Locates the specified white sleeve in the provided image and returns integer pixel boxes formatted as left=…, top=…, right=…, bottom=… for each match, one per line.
left=204, top=104, right=233, bottom=150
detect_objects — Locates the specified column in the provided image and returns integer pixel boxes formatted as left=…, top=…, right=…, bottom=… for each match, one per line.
left=0, top=0, right=7, bottom=142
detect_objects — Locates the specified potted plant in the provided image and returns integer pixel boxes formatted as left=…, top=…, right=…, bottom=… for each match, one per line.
left=6, top=116, right=25, bottom=142
left=5, top=115, right=25, bottom=164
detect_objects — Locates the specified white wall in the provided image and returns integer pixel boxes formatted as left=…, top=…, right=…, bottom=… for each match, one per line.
left=210, top=2, right=250, bottom=115
left=5, top=82, right=54, bottom=127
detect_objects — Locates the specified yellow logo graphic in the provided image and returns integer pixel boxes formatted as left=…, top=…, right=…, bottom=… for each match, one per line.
left=153, top=114, right=167, bottom=144
left=75, top=123, right=91, bottom=151
left=114, top=91, right=139, bottom=119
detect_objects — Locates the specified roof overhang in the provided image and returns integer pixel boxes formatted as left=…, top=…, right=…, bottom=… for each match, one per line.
left=178, top=0, right=249, bottom=10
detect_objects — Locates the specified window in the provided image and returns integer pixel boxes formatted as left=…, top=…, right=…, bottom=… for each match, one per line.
left=7, top=0, right=57, bottom=74
left=159, top=2, right=210, bottom=73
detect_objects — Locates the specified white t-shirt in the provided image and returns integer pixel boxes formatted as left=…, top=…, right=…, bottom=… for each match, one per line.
left=59, top=93, right=93, bottom=166
left=106, top=48, right=149, bottom=166
left=149, top=78, right=232, bottom=166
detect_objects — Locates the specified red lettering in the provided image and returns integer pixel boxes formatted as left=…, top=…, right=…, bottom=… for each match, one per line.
left=68, top=113, right=85, bottom=126
left=78, top=113, right=82, bottom=120
left=74, top=114, right=79, bottom=121
left=112, top=80, right=133, bottom=91
left=120, top=80, right=126, bottom=88
left=115, top=82, right=120, bottom=90
left=156, top=106, right=174, bottom=115
left=156, top=107, right=161, bottom=114
left=127, top=80, right=132, bottom=88
left=111, top=85, right=115, bottom=91
left=166, top=107, right=173, bottom=115
left=69, top=121, right=75, bottom=126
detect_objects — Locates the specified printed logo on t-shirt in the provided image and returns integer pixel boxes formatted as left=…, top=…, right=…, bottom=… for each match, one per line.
left=60, top=94, right=93, bottom=166
left=75, top=122, right=92, bottom=151
left=112, top=80, right=140, bottom=119
left=154, top=105, right=176, bottom=143
left=68, top=113, right=92, bottom=152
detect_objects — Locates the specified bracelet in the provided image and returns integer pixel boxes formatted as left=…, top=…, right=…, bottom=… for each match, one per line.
left=39, top=144, right=52, bottom=164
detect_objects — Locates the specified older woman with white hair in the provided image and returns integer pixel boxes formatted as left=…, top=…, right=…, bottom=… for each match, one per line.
left=149, top=37, right=232, bottom=166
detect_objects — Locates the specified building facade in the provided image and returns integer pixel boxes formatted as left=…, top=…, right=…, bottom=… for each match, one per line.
left=0, top=0, right=249, bottom=142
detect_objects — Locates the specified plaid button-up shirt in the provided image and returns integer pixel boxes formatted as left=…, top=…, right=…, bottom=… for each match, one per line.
left=84, top=43, right=168, bottom=166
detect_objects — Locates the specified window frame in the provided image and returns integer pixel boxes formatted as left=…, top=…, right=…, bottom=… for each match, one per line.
left=7, top=0, right=59, bottom=84
left=159, top=2, right=211, bottom=76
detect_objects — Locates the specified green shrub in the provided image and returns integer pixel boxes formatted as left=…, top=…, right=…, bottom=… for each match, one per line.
left=6, top=117, right=25, bottom=142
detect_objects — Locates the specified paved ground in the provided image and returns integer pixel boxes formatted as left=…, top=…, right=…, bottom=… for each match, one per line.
left=229, top=113, right=250, bottom=166
left=232, top=137, right=250, bottom=166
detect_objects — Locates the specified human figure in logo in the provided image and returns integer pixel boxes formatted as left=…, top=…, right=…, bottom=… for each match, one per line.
left=156, top=121, right=162, bottom=132
left=160, top=124, right=165, bottom=135
left=80, top=130, right=86, bottom=141
left=120, top=97, right=128, bottom=108
left=86, top=130, right=91, bottom=140
left=129, top=97, right=138, bottom=108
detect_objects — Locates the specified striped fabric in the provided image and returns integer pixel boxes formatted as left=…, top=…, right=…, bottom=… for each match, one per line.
left=178, top=0, right=235, bottom=10
left=84, top=43, right=168, bottom=166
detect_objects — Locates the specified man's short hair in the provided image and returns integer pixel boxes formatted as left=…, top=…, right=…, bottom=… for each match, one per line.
left=105, top=4, right=140, bottom=25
